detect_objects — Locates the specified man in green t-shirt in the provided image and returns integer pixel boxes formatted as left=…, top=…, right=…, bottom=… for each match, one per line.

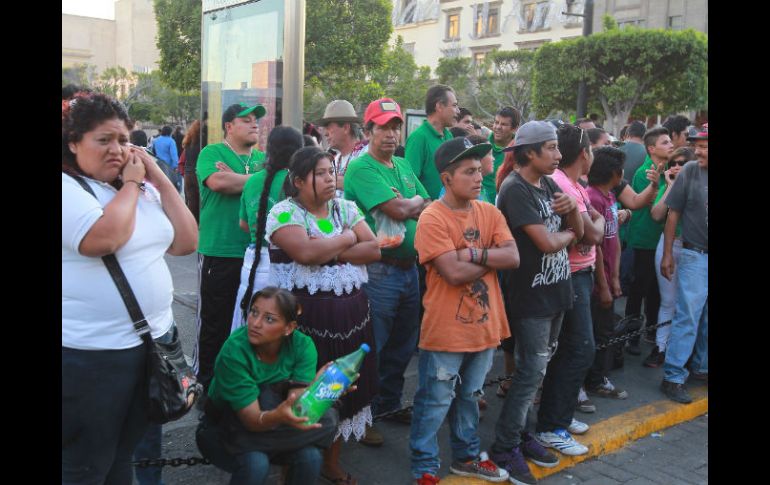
left=195, top=102, right=267, bottom=390
left=483, top=106, right=521, bottom=204
left=344, top=98, right=430, bottom=438
left=404, top=84, right=458, bottom=200
left=624, top=127, right=670, bottom=356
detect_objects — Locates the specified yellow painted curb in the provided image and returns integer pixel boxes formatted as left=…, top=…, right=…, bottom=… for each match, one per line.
left=440, top=387, right=707, bottom=484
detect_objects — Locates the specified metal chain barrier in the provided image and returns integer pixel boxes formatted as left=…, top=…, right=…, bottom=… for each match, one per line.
left=133, top=321, right=671, bottom=468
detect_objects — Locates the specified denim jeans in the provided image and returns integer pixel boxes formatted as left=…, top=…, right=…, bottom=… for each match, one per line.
left=230, top=446, right=322, bottom=485
left=492, top=313, right=564, bottom=451
left=585, top=294, right=616, bottom=389
left=654, top=236, right=682, bottom=351
left=63, top=342, right=150, bottom=484
left=537, top=270, right=596, bottom=432
left=625, top=249, right=661, bottom=346
left=364, top=261, right=421, bottom=414
left=409, top=348, right=495, bottom=478
left=663, top=248, right=708, bottom=384
left=133, top=325, right=177, bottom=485
left=619, top=243, right=635, bottom=296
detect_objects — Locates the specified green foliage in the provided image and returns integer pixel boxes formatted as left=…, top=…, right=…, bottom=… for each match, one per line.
left=602, top=14, right=618, bottom=32
left=62, top=64, right=97, bottom=87
left=436, top=51, right=535, bottom=121
left=305, top=0, right=392, bottom=82
left=153, top=0, right=201, bottom=93
left=532, top=27, right=708, bottom=131
left=370, top=37, right=433, bottom=111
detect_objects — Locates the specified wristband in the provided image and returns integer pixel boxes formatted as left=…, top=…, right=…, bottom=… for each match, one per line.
left=468, top=247, right=474, bottom=263
left=481, top=248, right=488, bottom=266
left=124, top=179, right=145, bottom=191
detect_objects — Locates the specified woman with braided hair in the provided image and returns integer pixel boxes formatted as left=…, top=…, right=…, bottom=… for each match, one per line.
left=231, top=126, right=305, bottom=332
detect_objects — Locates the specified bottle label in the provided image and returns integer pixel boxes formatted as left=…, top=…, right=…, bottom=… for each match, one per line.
left=314, top=365, right=351, bottom=401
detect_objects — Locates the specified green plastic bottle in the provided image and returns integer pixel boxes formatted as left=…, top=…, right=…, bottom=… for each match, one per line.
left=292, top=343, right=370, bottom=424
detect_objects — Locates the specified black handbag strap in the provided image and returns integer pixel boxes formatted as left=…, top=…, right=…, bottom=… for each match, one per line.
left=69, top=174, right=152, bottom=340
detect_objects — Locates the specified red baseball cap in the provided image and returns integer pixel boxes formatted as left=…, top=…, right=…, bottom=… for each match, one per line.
left=364, top=98, right=403, bottom=126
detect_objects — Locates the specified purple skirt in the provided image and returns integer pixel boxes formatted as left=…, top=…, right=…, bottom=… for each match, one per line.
left=293, top=287, right=378, bottom=423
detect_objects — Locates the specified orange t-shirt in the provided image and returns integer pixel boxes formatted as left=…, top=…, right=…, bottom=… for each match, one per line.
left=414, top=200, right=514, bottom=352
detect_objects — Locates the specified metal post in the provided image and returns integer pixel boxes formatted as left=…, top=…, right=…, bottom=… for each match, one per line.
left=283, top=0, right=306, bottom=130
left=576, top=0, right=594, bottom=118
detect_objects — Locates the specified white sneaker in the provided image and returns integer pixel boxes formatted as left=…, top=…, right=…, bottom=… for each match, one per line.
left=568, top=418, right=589, bottom=435
left=587, top=377, right=629, bottom=400
left=577, top=386, right=596, bottom=413
left=535, top=429, right=589, bottom=456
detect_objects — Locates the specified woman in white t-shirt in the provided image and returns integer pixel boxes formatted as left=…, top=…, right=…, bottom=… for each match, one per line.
left=61, top=92, right=197, bottom=485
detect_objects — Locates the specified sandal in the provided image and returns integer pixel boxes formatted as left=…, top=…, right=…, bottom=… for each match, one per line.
left=321, top=472, right=358, bottom=485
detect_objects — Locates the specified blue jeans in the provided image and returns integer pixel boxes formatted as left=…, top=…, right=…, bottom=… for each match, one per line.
left=133, top=325, right=177, bottom=485
left=493, top=313, right=564, bottom=451
left=410, top=348, right=495, bottom=478
left=537, top=270, right=596, bottom=432
left=663, top=248, right=708, bottom=384
left=230, top=447, right=322, bottom=485
left=364, top=262, right=421, bottom=414
left=62, top=343, right=149, bottom=485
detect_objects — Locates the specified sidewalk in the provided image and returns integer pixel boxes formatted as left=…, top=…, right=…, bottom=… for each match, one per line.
left=152, top=254, right=708, bottom=485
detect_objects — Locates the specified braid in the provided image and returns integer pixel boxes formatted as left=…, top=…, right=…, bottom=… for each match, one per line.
left=239, top=161, right=281, bottom=321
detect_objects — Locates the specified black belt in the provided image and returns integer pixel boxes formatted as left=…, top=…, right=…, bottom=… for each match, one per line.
left=682, top=241, right=708, bottom=254
left=379, top=256, right=416, bottom=270
left=573, top=266, right=593, bottom=275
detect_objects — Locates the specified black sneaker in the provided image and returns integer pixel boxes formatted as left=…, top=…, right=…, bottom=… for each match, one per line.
left=521, top=432, right=559, bottom=468
left=661, top=380, right=693, bottom=404
left=489, top=447, right=536, bottom=485
left=643, top=347, right=666, bottom=368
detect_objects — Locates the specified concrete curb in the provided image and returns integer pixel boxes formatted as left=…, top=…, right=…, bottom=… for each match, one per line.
left=440, top=387, right=708, bottom=484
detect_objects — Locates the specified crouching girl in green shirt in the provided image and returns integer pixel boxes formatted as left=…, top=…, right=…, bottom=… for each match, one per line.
left=198, top=286, right=340, bottom=485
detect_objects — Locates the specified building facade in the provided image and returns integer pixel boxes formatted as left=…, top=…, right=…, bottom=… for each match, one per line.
left=391, top=0, right=587, bottom=73
left=592, top=0, right=707, bottom=34
left=391, top=0, right=707, bottom=74
left=62, top=0, right=160, bottom=75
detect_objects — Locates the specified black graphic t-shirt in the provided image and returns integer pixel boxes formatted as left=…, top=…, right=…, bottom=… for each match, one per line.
left=496, top=172, right=573, bottom=319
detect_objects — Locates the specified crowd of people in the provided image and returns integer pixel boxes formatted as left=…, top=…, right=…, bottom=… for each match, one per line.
left=62, top=84, right=707, bottom=485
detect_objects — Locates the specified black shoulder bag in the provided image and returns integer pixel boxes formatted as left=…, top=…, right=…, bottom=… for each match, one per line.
left=71, top=174, right=202, bottom=424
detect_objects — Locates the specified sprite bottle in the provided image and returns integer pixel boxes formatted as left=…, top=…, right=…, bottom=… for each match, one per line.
left=292, top=343, right=370, bottom=424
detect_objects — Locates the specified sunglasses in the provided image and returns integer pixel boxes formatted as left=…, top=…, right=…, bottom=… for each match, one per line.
left=668, top=159, right=687, bottom=167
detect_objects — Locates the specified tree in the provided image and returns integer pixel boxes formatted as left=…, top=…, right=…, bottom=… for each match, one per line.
left=305, top=0, right=393, bottom=83
left=436, top=50, right=536, bottom=122
left=370, top=37, right=432, bottom=111
left=532, top=26, right=708, bottom=134
left=62, top=64, right=97, bottom=87
left=153, top=0, right=201, bottom=93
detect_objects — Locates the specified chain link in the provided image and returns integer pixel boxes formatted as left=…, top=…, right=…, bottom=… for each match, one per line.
left=595, top=320, right=672, bottom=351
left=133, top=457, right=211, bottom=468
left=134, top=321, right=671, bottom=468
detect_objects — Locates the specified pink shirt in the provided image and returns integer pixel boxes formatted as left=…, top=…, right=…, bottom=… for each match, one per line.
left=549, top=169, right=597, bottom=273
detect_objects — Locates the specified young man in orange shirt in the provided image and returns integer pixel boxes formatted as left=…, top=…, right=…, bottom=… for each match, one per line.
left=410, top=137, right=521, bottom=484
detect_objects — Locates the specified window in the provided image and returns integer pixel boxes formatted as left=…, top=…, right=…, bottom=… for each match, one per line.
left=473, top=3, right=500, bottom=38
left=668, top=15, right=684, bottom=30
left=401, top=0, right=416, bottom=24
left=473, top=51, right=486, bottom=65
left=520, top=1, right=551, bottom=33
left=447, top=12, right=460, bottom=40
left=403, top=42, right=416, bottom=55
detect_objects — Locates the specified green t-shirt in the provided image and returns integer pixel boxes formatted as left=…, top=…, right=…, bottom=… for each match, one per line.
left=208, top=326, right=317, bottom=412
left=404, top=120, right=453, bottom=200
left=344, top=153, right=429, bottom=260
left=628, top=155, right=664, bottom=250
left=240, top=169, right=288, bottom=246
left=654, top=181, right=682, bottom=239
left=197, top=144, right=266, bottom=257
left=481, top=133, right=511, bottom=204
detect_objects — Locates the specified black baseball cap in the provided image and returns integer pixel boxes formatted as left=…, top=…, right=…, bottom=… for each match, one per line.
left=434, top=137, right=493, bottom=174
